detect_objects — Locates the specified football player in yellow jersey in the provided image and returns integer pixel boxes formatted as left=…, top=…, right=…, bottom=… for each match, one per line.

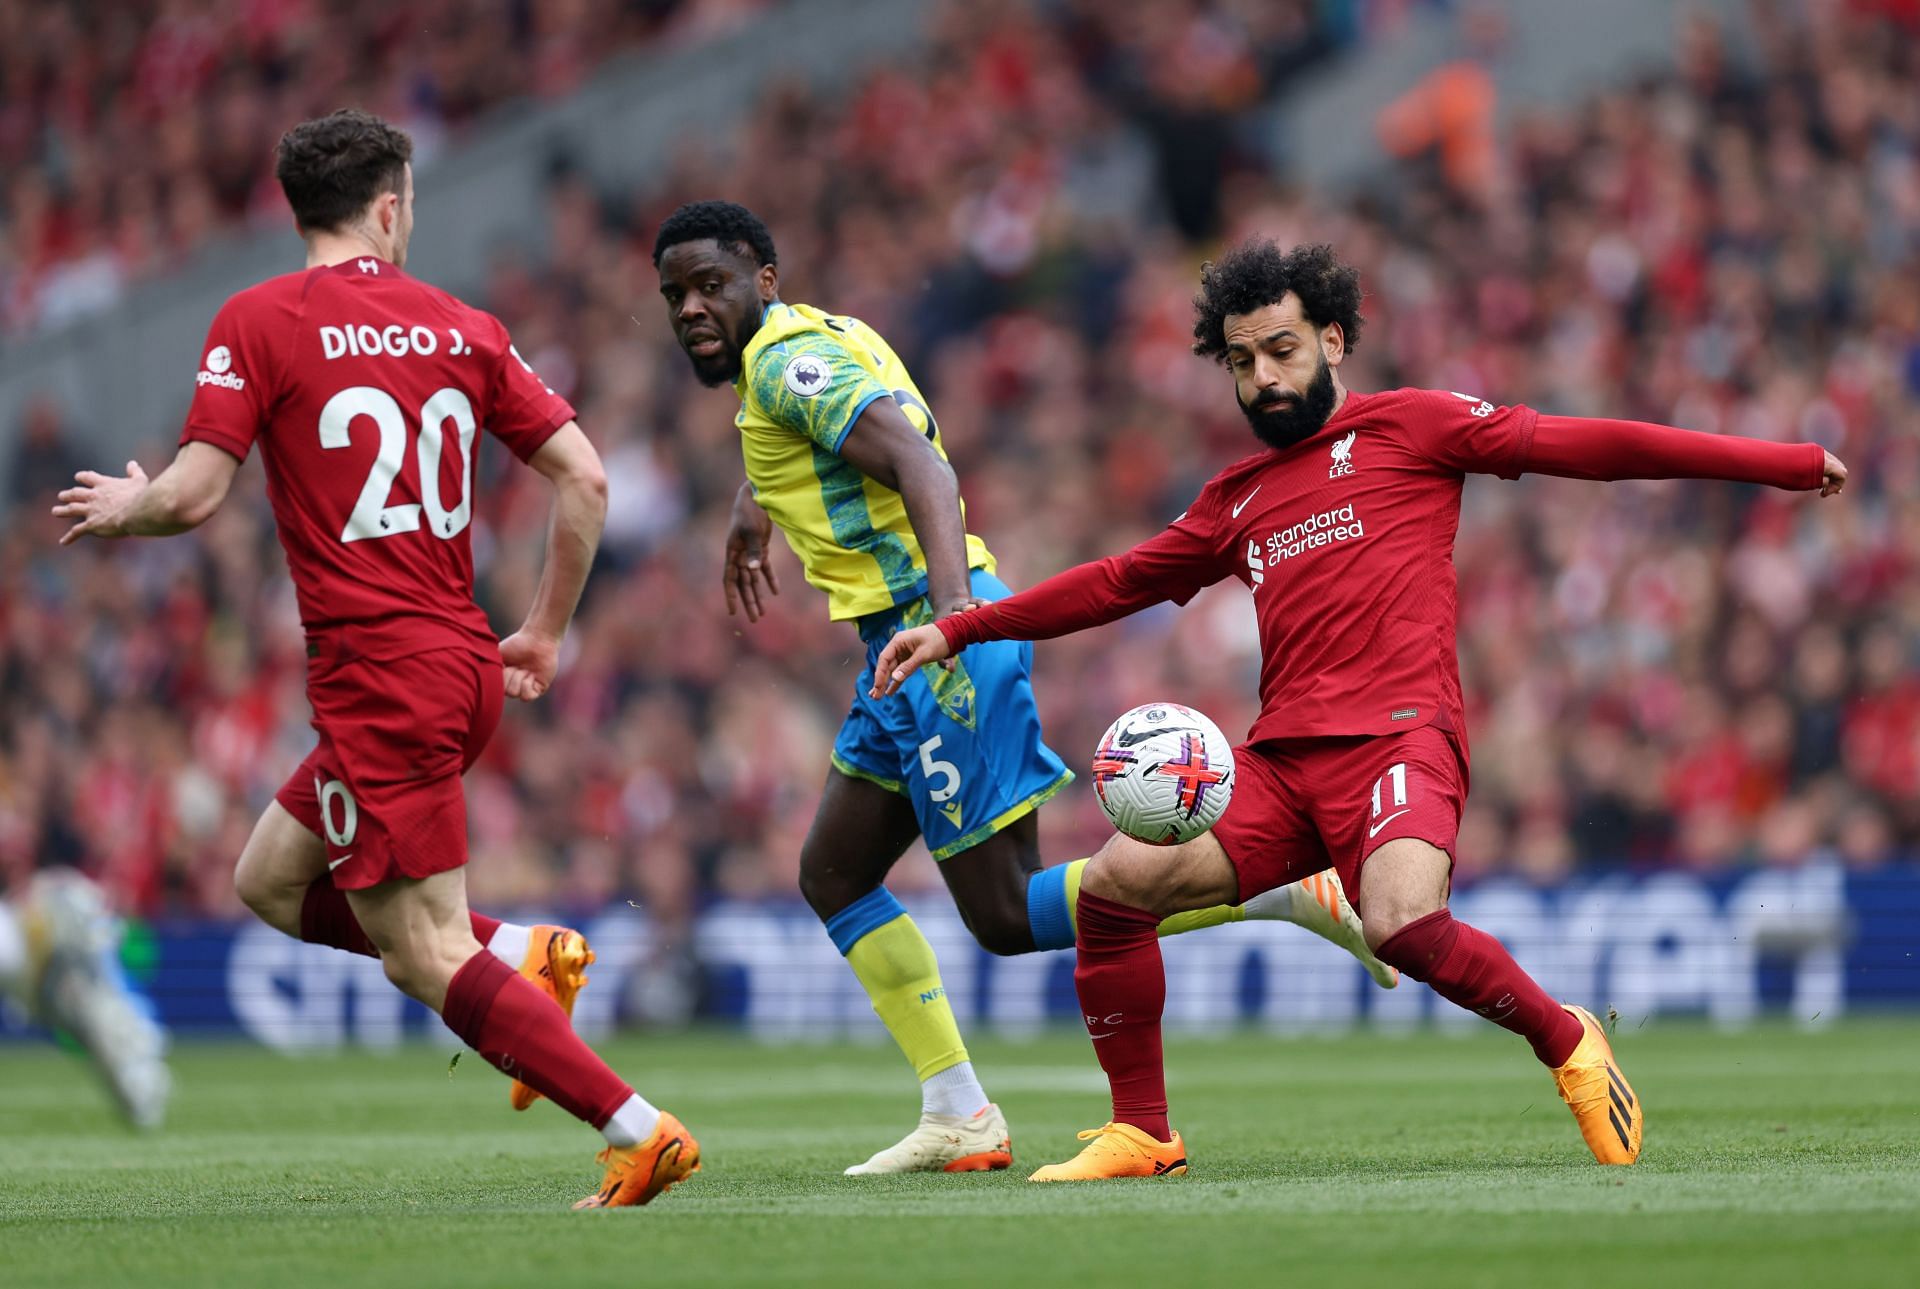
left=652, top=201, right=1395, bottom=1175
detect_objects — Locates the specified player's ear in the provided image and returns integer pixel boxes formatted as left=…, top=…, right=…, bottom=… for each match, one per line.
left=1322, top=321, right=1347, bottom=367
left=758, top=263, right=779, bottom=303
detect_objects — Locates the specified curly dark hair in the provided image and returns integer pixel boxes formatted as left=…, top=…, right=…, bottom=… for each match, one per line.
left=651, top=200, right=778, bottom=268
left=1191, top=239, right=1364, bottom=362
left=275, top=109, right=413, bottom=234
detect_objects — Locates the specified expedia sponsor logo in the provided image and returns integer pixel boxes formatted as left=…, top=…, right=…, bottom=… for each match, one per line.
left=1262, top=502, right=1365, bottom=563
left=197, top=345, right=245, bottom=390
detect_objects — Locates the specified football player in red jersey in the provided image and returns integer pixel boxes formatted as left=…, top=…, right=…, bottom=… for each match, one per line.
left=53, top=110, right=695, bottom=1208
left=873, top=238, right=1849, bottom=1179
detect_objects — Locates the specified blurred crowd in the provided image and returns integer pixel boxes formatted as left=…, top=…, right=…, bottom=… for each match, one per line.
left=0, top=0, right=774, bottom=335
left=2, top=0, right=1917, bottom=925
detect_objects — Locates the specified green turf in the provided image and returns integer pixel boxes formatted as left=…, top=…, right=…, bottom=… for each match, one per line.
left=3, top=1020, right=1918, bottom=1288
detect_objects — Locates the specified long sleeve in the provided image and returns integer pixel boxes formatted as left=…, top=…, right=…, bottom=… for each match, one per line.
left=938, top=501, right=1236, bottom=651
left=1523, top=414, right=1826, bottom=489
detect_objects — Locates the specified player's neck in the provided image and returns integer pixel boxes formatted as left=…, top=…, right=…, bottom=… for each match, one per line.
left=305, top=230, right=396, bottom=271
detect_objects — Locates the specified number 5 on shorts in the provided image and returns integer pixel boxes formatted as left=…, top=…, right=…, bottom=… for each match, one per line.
left=918, top=736, right=962, bottom=804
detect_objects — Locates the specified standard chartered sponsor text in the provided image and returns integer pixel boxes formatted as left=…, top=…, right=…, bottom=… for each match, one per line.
left=1264, top=502, right=1366, bottom=562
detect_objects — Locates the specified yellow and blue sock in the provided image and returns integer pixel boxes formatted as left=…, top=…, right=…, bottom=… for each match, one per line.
left=826, top=888, right=984, bottom=1114
left=1026, top=858, right=1245, bottom=951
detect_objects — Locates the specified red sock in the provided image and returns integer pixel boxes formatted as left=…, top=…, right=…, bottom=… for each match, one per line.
left=469, top=911, right=503, bottom=945
left=1375, top=909, right=1583, bottom=1067
left=441, top=951, right=633, bottom=1128
left=1074, top=891, right=1171, bottom=1142
left=299, top=879, right=380, bottom=957
left=298, top=879, right=503, bottom=959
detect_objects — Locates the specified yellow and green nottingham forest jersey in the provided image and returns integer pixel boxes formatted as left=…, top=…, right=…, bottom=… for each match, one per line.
left=733, top=301, right=994, bottom=621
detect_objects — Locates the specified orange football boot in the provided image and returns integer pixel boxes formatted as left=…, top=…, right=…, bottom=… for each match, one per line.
left=510, top=925, right=595, bottom=1111
left=573, top=1111, right=702, bottom=1209
left=1028, top=1122, right=1187, bottom=1181
left=1551, top=1004, right=1644, bottom=1164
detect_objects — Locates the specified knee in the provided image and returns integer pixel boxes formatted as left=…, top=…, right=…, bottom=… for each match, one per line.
left=1361, top=895, right=1447, bottom=955
left=233, top=850, right=293, bottom=925
left=798, top=858, right=871, bottom=923
left=961, top=899, right=1034, bottom=957
left=1082, top=842, right=1184, bottom=919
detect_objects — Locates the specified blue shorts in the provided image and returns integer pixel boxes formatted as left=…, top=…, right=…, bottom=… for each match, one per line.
left=833, top=569, right=1073, bottom=860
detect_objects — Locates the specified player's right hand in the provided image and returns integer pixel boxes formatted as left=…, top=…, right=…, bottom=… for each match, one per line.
left=723, top=484, right=780, bottom=622
left=869, top=625, right=953, bottom=698
left=1820, top=450, right=1848, bottom=497
left=52, top=461, right=149, bottom=544
left=499, top=629, right=560, bottom=702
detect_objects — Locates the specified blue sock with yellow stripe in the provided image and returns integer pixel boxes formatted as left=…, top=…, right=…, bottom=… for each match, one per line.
left=826, top=888, right=972, bottom=1084
left=1029, top=857, right=1245, bottom=950
left=1025, top=862, right=1078, bottom=951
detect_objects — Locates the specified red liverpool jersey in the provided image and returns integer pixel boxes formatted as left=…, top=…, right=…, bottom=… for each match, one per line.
left=938, top=387, right=1825, bottom=746
left=179, top=256, right=575, bottom=660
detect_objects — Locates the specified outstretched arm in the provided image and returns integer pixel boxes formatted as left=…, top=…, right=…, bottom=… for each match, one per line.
left=499, top=421, right=607, bottom=701
left=1525, top=414, right=1845, bottom=493
left=869, top=513, right=1231, bottom=697
left=53, top=442, right=240, bottom=544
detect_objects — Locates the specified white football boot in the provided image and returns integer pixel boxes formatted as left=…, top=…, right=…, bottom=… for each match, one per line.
left=28, top=870, right=172, bottom=1130
left=1245, top=869, right=1400, bottom=989
left=844, top=1104, right=1013, bottom=1175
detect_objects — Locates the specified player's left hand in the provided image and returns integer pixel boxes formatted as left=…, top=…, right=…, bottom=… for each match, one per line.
left=1820, top=450, right=1848, bottom=497
left=52, top=462, right=149, bottom=544
left=499, top=629, right=560, bottom=701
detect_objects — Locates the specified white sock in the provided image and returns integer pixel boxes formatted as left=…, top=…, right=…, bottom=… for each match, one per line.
left=0, top=901, right=24, bottom=1001
left=601, top=1092, right=663, bottom=1147
left=1240, top=883, right=1303, bottom=924
left=486, top=921, right=532, bottom=966
left=921, top=1060, right=990, bottom=1119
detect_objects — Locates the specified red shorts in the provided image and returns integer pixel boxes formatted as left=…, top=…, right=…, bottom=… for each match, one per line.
left=1210, top=725, right=1468, bottom=900
left=276, top=645, right=504, bottom=890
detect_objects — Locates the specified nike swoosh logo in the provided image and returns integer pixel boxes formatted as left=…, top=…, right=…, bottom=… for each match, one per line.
left=1089, top=1032, right=1116, bottom=1040
left=1231, top=486, right=1262, bottom=518
left=1115, top=725, right=1181, bottom=747
left=328, top=854, right=352, bottom=870
left=1368, top=810, right=1410, bottom=839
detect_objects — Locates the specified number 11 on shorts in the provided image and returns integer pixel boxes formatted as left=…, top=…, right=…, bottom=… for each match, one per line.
left=1370, top=762, right=1409, bottom=836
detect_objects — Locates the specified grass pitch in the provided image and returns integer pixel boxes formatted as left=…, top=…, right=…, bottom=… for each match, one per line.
left=3, top=1020, right=1918, bottom=1288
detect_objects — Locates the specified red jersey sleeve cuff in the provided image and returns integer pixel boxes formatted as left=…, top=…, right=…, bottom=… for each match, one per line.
left=936, top=613, right=981, bottom=652
left=1801, top=442, right=1828, bottom=490
left=180, top=424, right=253, bottom=462
left=506, top=400, right=578, bottom=462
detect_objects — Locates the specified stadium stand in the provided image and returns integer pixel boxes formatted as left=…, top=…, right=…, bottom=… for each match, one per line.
left=0, top=0, right=777, bottom=336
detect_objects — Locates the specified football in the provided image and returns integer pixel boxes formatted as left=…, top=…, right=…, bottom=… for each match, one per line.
left=1090, top=702, right=1235, bottom=845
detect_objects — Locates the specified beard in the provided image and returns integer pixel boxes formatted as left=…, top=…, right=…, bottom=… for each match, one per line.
left=685, top=314, right=755, bottom=388
left=1240, top=352, right=1337, bottom=451
left=689, top=335, right=746, bottom=388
